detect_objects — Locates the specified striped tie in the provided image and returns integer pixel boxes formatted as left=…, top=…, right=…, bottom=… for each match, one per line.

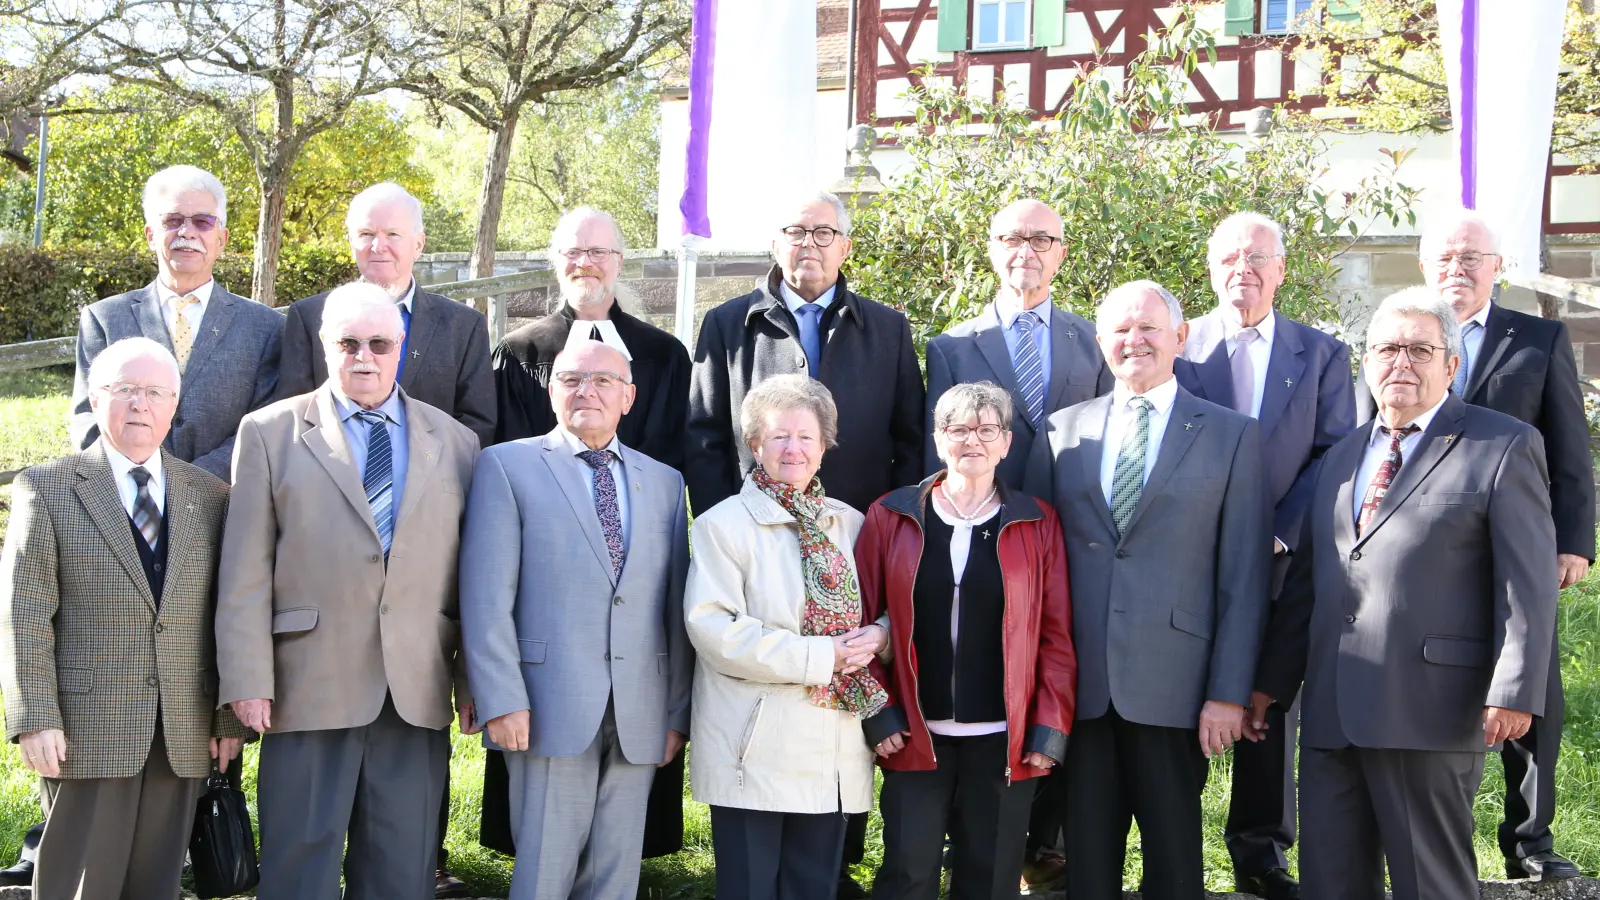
left=354, top=410, right=395, bottom=555
left=1451, top=321, right=1479, bottom=397
left=129, top=466, right=161, bottom=550
left=1109, top=397, right=1153, bottom=535
left=1014, top=310, right=1046, bottom=425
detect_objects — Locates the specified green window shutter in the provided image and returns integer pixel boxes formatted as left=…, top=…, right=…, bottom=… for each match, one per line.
left=1327, top=0, right=1360, bottom=23
left=1224, top=0, right=1257, bottom=35
left=937, top=0, right=970, bottom=51
left=1033, top=0, right=1067, bottom=48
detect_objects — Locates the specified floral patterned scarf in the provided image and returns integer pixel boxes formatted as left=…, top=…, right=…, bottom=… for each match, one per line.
left=752, top=468, right=889, bottom=719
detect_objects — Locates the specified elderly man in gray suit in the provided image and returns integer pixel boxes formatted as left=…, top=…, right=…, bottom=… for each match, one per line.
left=70, top=165, right=284, bottom=480
left=924, top=199, right=1111, bottom=487
left=1252, top=288, right=1558, bottom=900
left=460, top=338, right=692, bottom=900
left=1024, top=280, right=1271, bottom=900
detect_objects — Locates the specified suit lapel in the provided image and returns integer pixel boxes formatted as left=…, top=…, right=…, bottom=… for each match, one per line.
left=1355, top=397, right=1468, bottom=547
left=1075, top=395, right=1118, bottom=536
left=1044, top=306, right=1090, bottom=414
left=400, top=290, right=443, bottom=393
left=973, top=309, right=1031, bottom=435
left=541, top=434, right=618, bottom=585
left=160, top=452, right=203, bottom=585
left=301, top=388, right=380, bottom=538
left=1331, top=429, right=1366, bottom=558
left=1257, top=321, right=1306, bottom=438
left=1463, top=305, right=1516, bottom=402
left=74, top=444, right=157, bottom=614
left=181, top=288, right=239, bottom=377
left=615, top=449, right=653, bottom=586
left=1120, top=389, right=1203, bottom=539
left=132, top=284, right=175, bottom=350
left=395, top=392, right=441, bottom=532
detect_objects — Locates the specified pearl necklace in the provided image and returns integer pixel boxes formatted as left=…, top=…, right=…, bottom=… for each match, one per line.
left=940, top=483, right=998, bottom=524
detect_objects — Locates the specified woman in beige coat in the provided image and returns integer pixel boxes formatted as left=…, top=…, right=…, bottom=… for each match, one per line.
left=686, top=375, right=890, bottom=900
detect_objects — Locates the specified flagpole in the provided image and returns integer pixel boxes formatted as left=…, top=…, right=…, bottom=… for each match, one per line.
left=675, top=237, right=701, bottom=348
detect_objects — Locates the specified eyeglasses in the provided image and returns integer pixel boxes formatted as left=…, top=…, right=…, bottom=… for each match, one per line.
left=779, top=225, right=843, bottom=247
left=553, top=370, right=630, bottom=391
left=1215, top=251, right=1281, bottom=269
left=942, top=424, right=1006, bottom=442
left=560, top=247, right=623, bottom=262
left=159, top=213, right=220, bottom=233
left=1370, top=342, right=1447, bottom=364
left=333, top=337, right=398, bottom=356
left=1431, top=252, right=1497, bottom=271
left=101, top=383, right=177, bottom=404
left=992, top=233, right=1062, bottom=253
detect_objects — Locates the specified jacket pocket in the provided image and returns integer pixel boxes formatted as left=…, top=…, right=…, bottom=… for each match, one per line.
left=1422, top=635, right=1491, bottom=668
left=271, top=607, right=318, bottom=634
left=735, top=693, right=768, bottom=789
left=519, top=640, right=547, bottom=664
left=56, top=666, right=92, bottom=693
left=1171, top=607, right=1213, bottom=641
left=657, top=653, right=670, bottom=675
left=1418, top=493, right=1479, bottom=507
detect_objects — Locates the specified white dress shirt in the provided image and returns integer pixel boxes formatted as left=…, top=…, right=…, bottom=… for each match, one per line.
left=1351, top=394, right=1449, bottom=524
left=559, top=426, right=631, bottom=550
left=1459, top=301, right=1492, bottom=386
left=103, top=441, right=166, bottom=517
left=155, top=279, right=214, bottom=340
left=1099, top=376, right=1179, bottom=509
left=924, top=500, right=1005, bottom=738
left=1220, top=308, right=1276, bottom=419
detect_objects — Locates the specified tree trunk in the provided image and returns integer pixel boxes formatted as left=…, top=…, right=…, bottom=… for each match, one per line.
left=469, top=106, right=522, bottom=279
left=252, top=173, right=290, bottom=307
left=1537, top=232, right=1561, bottom=320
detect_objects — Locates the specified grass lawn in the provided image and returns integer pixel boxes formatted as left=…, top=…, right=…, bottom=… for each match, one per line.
left=0, top=369, right=1596, bottom=896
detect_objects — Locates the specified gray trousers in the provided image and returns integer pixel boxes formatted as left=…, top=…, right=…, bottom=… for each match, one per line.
left=35, top=725, right=203, bottom=900
left=1300, top=744, right=1485, bottom=900
left=256, top=696, right=449, bottom=900
left=505, top=701, right=655, bottom=900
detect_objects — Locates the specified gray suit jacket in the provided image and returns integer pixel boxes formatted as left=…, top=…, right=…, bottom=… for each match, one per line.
left=1024, top=385, right=1272, bottom=729
left=1257, top=395, right=1558, bottom=752
left=459, top=428, right=693, bottom=764
left=71, top=283, right=284, bottom=479
left=924, top=302, right=1111, bottom=487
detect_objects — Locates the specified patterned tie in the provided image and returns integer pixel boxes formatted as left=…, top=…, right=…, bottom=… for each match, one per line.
left=1109, top=396, right=1153, bottom=535
left=579, top=449, right=626, bottom=576
left=170, top=294, right=201, bottom=372
left=1013, top=311, right=1046, bottom=425
left=1355, top=424, right=1420, bottom=538
left=1230, top=327, right=1259, bottom=416
left=795, top=303, right=823, bottom=376
left=354, top=411, right=395, bottom=555
left=128, top=466, right=162, bottom=551
left=1451, top=321, right=1479, bottom=397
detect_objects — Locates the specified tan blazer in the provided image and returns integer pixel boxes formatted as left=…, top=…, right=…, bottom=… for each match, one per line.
left=216, top=385, right=477, bottom=734
left=0, top=444, right=250, bottom=779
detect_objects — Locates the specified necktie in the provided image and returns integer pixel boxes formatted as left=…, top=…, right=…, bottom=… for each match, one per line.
left=579, top=449, right=626, bottom=576
left=1451, top=321, right=1479, bottom=397
left=397, top=305, right=413, bottom=382
left=1355, top=424, right=1420, bottom=537
left=795, top=303, right=823, bottom=376
left=354, top=411, right=395, bottom=555
left=1230, top=327, right=1259, bottom=416
left=1109, top=396, right=1153, bottom=535
left=1014, top=311, right=1046, bottom=425
left=129, top=466, right=162, bottom=551
left=170, top=294, right=201, bottom=372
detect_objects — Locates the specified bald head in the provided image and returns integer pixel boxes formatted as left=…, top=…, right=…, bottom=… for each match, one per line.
left=549, top=339, right=636, bottom=449
left=988, top=200, right=1066, bottom=309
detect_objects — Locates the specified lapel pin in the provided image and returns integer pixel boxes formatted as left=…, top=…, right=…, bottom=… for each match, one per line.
left=412, top=349, right=421, bottom=359
left=425, top=451, right=434, bottom=460
left=1063, top=331, right=1075, bottom=339
left=1184, top=422, right=1194, bottom=431
left=1285, top=378, right=1293, bottom=387
left=1506, top=328, right=1516, bottom=336
left=186, top=503, right=194, bottom=511
left=211, top=326, right=220, bottom=337
left=1443, top=434, right=1456, bottom=444
left=634, top=482, right=642, bottom=491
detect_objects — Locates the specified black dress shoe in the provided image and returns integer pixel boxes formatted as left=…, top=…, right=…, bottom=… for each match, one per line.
left=0, top=859, right=33, bottom=887
left=1506, top=850, right=1582, bottom=881
left=1234, top=867, right=1300, bottom=900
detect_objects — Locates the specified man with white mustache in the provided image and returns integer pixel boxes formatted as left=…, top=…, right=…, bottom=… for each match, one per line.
left=1353, top=209, right=1593, bottom=882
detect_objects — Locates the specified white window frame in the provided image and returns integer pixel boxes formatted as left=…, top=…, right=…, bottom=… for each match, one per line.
left=1261, top=0, right=1315, bottom=34
left=971, top=0, right=1032, bottom=51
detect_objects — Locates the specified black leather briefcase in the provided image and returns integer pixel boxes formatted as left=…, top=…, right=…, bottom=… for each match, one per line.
left=189, top=765, right=260, bottom=898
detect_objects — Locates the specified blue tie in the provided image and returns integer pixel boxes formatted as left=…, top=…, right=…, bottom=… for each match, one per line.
left=1452, top=321, right=1478, bottom=397
left=795, top=303, right=823, bottom=377
left=1013, top=311, right=1046, bottom=425
left=355, top=410, right=395, bottom=556
left=397, top=304, right=413, bottom=381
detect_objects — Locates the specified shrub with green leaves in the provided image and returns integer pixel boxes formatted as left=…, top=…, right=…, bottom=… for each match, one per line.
left=847, top=10, right=1421, bottom=350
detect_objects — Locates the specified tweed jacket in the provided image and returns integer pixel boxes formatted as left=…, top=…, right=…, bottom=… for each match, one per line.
left=215, top=384, right=478, bottom=734
left=0, top=444, right=250, bottom=779
left=71, top=282, right=285, bottom=480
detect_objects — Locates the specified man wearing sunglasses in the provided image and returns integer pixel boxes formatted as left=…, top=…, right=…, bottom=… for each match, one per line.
left=216, top=282, right=480, bottom=900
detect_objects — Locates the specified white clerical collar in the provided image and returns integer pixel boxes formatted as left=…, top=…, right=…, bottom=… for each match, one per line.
left=780, top=281, right=837, bottom=314
left=565, top=305, right=633, bottom=361
left=1111, top=375, right=1179, bottom=414
left=155, top=279, right=215, bottom=308
left=1369, top=393, right=1449, bottom=448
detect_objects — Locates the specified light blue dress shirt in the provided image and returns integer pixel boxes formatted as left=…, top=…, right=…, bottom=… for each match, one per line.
left=331, top=387, right=409, bottom=523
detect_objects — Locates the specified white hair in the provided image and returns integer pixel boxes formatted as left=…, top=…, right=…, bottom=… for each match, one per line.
left=142, top=165, right=227, bottom=228
left=777, top=190, right=852, bottom=236
left=88, top=337, right=181, bottom=393
left=1209, top=211, right=1285, bottom=260
left=319, top=281, right=404, bottom=339
left=1366, top=286, right=1463, bottom=362
left=549, top=206, right=627, bottom=254
left=1098, top=279, right=1185, bottom=329
left=346, top=182, right=424, bottom=234
left=1419, top=208, right=1502, bottom=257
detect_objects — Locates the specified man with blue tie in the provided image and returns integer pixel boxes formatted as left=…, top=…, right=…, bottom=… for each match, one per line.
left=1176, top=212, right=1355, bottom=900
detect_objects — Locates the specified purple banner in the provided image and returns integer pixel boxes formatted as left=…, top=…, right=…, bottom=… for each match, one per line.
left=1459, top=0, right=1478, bottom=208
left=680, top=0, right=717, bottom=238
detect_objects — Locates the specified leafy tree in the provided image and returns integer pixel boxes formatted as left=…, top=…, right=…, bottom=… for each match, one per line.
left=846, top=12, right=1420, bottom=349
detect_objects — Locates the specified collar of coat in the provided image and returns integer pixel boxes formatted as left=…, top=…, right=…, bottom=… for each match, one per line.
left=737, top=473, right=859, bottom=526
left=746, top=265, right=866, bottom=329
left=876, top=471, right=1043, bottom=532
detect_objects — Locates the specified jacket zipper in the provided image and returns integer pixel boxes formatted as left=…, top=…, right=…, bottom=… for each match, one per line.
left=735, top=693, right=768, bottom=789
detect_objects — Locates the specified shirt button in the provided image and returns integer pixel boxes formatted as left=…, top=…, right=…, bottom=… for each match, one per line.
left=152, top=563, right=163, bottom=572
left=1345, top=614, right=1357, bottom=624
left=370, top=554, right=381, bottom=563
left=147, top=676, right=159, bottom=687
